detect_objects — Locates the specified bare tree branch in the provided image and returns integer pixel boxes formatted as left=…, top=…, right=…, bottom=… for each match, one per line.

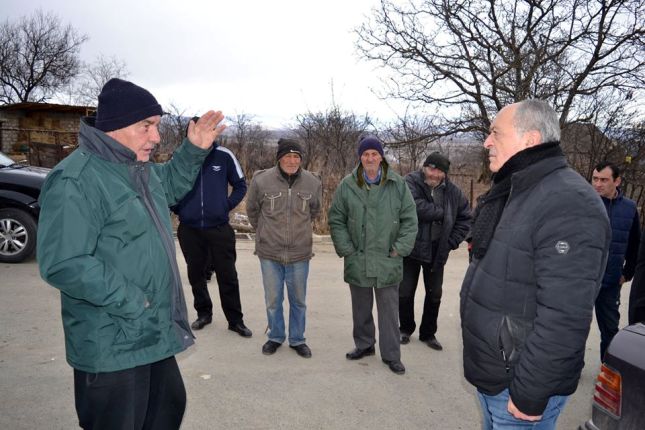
left=356, top=0, right=644, bottom=135
left=0, top=10, right=87, bottom=104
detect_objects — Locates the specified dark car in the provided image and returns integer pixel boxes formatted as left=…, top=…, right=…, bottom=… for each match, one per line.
left=0, top=151, right=50, bottom=263
left=580, top=323, right=645, bottom=430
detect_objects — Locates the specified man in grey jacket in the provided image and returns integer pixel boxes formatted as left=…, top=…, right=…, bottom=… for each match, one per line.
left=246, top=139, right=322, bottom=358
left=461, top=100, right=610, bottom=428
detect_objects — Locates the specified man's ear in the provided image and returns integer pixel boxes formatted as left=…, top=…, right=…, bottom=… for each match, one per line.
left=616, top=176, right=622, bottom=187
left=524, top=130, right=542, bottom=148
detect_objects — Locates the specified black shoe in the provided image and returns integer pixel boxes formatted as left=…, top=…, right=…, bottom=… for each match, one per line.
left=400, top=333, right=411, bottom=345
left=382, top=359, right=406, bottom=375
left=262, top=340, right=282, bottom=355
left=424, top=336, right=443, bottom=351
left=228, top=322, right=252, bottom=338
left=290, top=344, right=312, bottom=358
left=205, top=271, right=213, bottom=282
left=345, top=346, right=376, bottom=360
left=191, top=316, right=212, bottom=330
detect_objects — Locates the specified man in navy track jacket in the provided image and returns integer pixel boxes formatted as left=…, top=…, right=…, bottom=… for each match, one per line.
left=173, top=128, right=252, bottom=338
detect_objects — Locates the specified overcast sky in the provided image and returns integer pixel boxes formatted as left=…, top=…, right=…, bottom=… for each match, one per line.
left=4, top=0, right=410, bottom=128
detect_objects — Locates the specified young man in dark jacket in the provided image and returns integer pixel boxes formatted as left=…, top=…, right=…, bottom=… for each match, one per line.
left=461, top=99, right=610, bottom=428
left=591, top=161, right=641, bottom=359
left=38, top=79, right=226, bottom=429
left=174, top=120, right=252, bottom=338
left=628, top=232, right=645, bottom=325
left=399, top=152, right=471, bottom=350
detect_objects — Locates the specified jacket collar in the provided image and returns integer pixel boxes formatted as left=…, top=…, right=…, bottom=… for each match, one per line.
left=600, top=188, right=624, bottom=204
left=79, top=116, right=139, bottom=164
left=510, top=154, right=568, bottom=193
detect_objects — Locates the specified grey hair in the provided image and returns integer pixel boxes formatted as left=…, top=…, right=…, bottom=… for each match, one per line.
left=513, top=99, right=561, bottom=143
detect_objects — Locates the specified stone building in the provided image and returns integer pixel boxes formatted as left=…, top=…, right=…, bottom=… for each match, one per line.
left=0, top=102, right=94, bottom=166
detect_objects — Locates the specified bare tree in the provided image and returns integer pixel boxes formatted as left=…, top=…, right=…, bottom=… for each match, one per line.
left=157, top=103, right=190, bottom=159
left=227, top=114, right=272, bottom=178
left=383, top=108, right=441, bottom=174
left=292, top=106, right=374, bottom=233
left=293, top=106, right=373, bottom=174
left=356, top=0, right=645, bottom=140
left=0, top=10, right=87, bottom=104
left=62, top=55, right=129, bottom=106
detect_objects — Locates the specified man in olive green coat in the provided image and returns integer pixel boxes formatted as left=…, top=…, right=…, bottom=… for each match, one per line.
left=328, top=136, right=418, bottom=375
left=38, top=78, right=226, bottom=429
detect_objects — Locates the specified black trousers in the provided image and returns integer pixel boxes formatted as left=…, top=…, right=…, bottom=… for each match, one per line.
left=74, top=356, right=185, bottom=430
left=595, top=284, right=622, bottom=360
left=177, top=222, right=244, bottom=324
left=399, top=256, right=444, bottom=340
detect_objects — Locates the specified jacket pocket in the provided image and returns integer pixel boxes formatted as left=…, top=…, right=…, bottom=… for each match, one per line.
left=110, top=308, right=160, bottom=351
left=380, top=253, right=403, bottom=286
left=296, top=192, right=312, bottom=212
left=263, top=192, right=283, bottom=213
left=497, top=315, right=531, bottom=372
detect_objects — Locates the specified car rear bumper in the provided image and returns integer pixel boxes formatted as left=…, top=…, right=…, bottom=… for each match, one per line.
left=579, top=420, right=600, bottom=430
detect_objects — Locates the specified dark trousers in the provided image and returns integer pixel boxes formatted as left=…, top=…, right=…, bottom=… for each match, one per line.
left=399, top=256, right=444, bottom=340
left=349, top=284, right=401, bottom=362
left=595, top=284, right=622, bottom=360
left=177, top=223, right=243, bottom=324
left=74, top=356, right=185, bottom=430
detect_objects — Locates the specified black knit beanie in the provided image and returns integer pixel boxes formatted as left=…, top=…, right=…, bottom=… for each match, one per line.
left=357, top=136, right=384, bottom=158
left=276, top=138, right=303, bottom=161
left=423, top=152, right=450, bottom=173
left=95, top=78, right=163, bottom=132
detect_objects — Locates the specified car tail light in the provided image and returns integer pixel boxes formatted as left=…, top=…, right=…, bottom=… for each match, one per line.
left=593, top=364, right=622, bottom=417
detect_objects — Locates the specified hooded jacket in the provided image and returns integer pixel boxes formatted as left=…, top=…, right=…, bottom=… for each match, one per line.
left=328, top=163, right=418, bottom=288
left=405, top=170, right=471, bottom=268
left=37, top=117, right=209, bottom=373
left=460, top=155, right=610, bottom=416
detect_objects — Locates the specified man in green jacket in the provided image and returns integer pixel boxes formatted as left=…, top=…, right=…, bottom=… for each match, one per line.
left=328, top=136, right=418, bottom=375
left=37, top=78, right=226, bottom=430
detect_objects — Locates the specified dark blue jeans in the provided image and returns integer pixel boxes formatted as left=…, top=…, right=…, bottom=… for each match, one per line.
left=595, top=284, right=621, bottom=360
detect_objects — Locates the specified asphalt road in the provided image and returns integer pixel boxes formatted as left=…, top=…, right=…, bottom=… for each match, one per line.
left=0, top=240, right=629, bottom=429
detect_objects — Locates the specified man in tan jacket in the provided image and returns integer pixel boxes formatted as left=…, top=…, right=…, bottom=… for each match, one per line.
left=246, top=139, right=322, bottom=358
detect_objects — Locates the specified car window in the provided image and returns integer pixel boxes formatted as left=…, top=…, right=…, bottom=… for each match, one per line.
left=0, top=151, right=15, bottom=167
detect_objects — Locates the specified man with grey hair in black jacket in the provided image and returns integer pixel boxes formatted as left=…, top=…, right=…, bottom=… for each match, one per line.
left=461, top=99, right=610, bottom=428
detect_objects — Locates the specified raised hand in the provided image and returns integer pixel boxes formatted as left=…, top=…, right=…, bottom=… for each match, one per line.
left=187, top=110, right=226, bottom=149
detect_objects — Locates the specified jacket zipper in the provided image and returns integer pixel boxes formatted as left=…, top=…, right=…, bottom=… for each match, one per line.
left=200, top=166, right=204, bottom=229
left=285, top=186, right=292, bottom=263
left=500, top=345, right=510, bottom=373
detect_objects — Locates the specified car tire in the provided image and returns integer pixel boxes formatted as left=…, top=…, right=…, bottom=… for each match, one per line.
left=0, top=208, right=38, bottom=263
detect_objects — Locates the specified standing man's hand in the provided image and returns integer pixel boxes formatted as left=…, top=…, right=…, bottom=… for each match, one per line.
left=619, top=275, right=626, bottom=285
left=508, top=399, right=541, bottom=421
left=187, top=110, right=226, bottom=149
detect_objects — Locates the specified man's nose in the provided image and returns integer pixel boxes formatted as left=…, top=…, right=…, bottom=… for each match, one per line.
left=483, top=135, right=492, bottom=148
left=150, top=127, right=161, bottom=144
